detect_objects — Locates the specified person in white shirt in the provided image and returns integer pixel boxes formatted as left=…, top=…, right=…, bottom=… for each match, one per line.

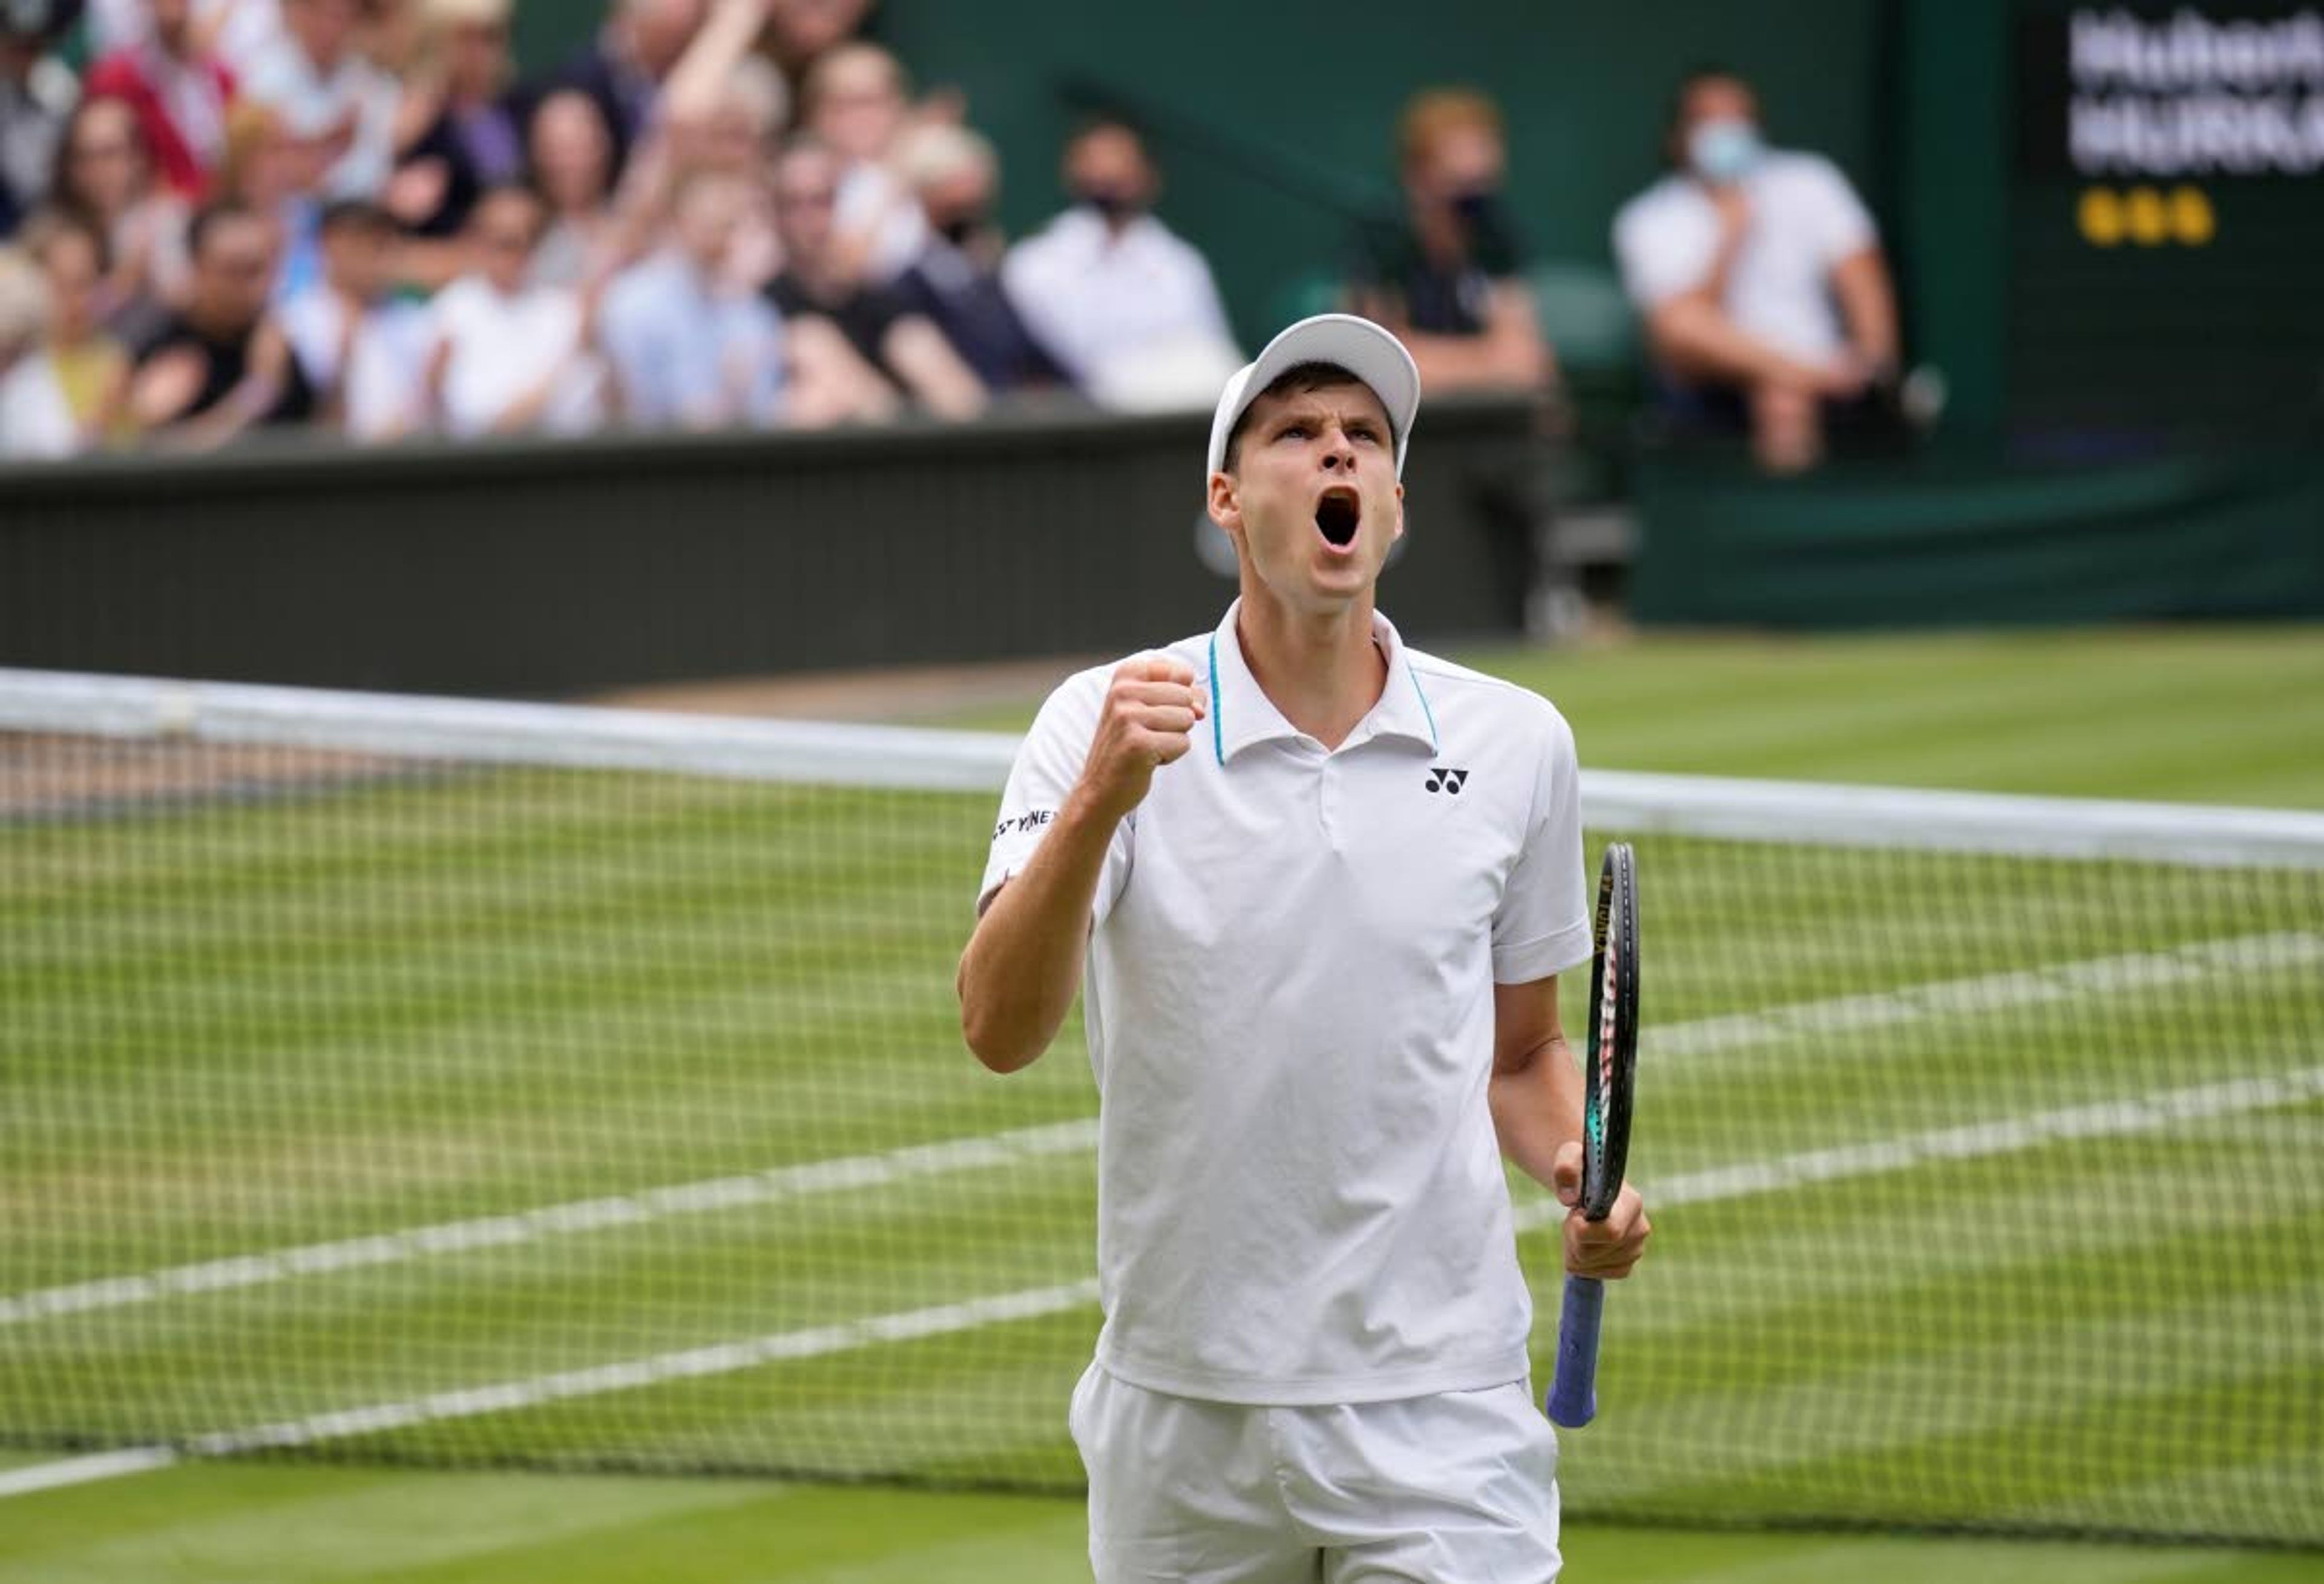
left=1001, top=117, right=1242, bottom=410
left=277, top=197, right=431, bottom=440
left=239, top=0, right=402, bottom=202
left=1612, top=67, right=1900, bottom=473
left=0, top=209, right=134, bottom=459
left=0, top=243, right=70, bottom=456
left=598, top=169, right=783, bottom=429
left=958, top=314, right=1650, bottom=1583
left=422, top=183, right=608, bottom=437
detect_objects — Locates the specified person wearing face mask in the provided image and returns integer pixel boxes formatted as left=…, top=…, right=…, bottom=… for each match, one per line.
left=1613, top=66, right=1900, bottom=473
left=887, top=119, right=1069, bottom=397
left=1350, top=87, right=1555, bottom=394
left=1000, top=116, right=1242, bottom=410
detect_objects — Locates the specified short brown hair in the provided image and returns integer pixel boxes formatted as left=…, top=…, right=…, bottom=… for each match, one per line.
left=1219, top=362, right=1374, bottom=474
left=1397, top=88, right=1504, bottom=171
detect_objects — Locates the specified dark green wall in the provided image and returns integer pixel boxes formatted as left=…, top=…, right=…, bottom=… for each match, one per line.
left=1894, top=0, right=2009, bottom=436
left=1, top=398, right=1537, bottom=694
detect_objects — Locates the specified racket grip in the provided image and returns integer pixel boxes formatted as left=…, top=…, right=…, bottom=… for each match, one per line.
left=1546, top=1275, right=1605, bottom=1428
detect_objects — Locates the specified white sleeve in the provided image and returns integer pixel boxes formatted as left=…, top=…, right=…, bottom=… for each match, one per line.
left=1491, top=706, right=1592, bottom=984
left=976, top=670, right=1130, bottom=920
left=1181, top=243, right=1239, bottom=354
left=1612, top=191, right=1719, bottom=310
left=1801, top=155, right=1879, bottom=266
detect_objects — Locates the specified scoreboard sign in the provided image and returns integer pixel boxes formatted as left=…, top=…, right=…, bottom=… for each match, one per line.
left=2010, top=2, right=2324, bottom=445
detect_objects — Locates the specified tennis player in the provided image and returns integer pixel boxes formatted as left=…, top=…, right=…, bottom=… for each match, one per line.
left=959, top=313, right=1649, bottom=1583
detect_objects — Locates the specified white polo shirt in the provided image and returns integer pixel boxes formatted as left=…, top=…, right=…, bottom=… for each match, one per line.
left=1612, top=150, right=1877, bottom=364
left=979, top=601, right=1590, bottom=1405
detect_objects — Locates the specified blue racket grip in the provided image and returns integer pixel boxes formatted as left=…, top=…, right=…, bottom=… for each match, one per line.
left=1546, top=1275, right=1605, bottom=1428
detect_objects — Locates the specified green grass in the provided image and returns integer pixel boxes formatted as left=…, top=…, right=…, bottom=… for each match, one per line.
left=1, top=1462, right=2319, bottom=1584
left=946, top=624, right=2324, bottom=808
left=2, top=625, right=2320, bottom=1580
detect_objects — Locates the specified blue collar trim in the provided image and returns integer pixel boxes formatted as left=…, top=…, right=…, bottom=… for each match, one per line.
left=1407, top=659, right=1440, bottom=753
left=1209, top=630, right=1226, bottom=766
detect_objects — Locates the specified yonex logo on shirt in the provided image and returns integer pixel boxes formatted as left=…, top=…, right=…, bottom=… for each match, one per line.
left=1425, top=768, right=1469, bottom=794
left=994, top=809, right=1054, bottom=839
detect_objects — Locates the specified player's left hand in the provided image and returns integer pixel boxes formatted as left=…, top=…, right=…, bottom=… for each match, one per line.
left=1552, top=1139, right=1651, bottom=1280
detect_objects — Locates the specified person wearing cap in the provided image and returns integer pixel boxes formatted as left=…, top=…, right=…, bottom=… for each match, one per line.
left=959, top=314, right=1650, bottom=1582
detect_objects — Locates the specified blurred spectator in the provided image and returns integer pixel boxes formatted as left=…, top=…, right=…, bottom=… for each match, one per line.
left=525, top=87, right=622, bottom=289
left=1613, top=67, right=1899, bottom=473
left=888, top=120, right=1067, bottom=396
left=1, top=1, right=79, bottom=236
left=277, top=197, right=429, bottom=439
left=51, top=93, right=191, bottom=342
left=537, top=0, right=706, bottom=180
left=388, top=0, right=524, bottom=241
left=0, top=211, right=136, bottom=457
left=0, top=239, right=58, bottom=452
left=1002, top=117, right=1239, bottom=411
left=82, top=0, right=238, bottom=202
left=362, top=0, right=425, bottom=81
left=422, top=183, right=608, bottom=436
left=87, top=0, right=283, bottom=76
left=0, top=246, right=43, bottom=399
left=240, top=0, right=401, bottom=201
left=129, top=199, right=315, bottom=445
left=684, top=56, right=786, bottom=289
left=800, top=41, right=922, bottom=284
left=764, top=134, right=980, bottom=424
left=1350, top=88, right=1554, bottom=393
left=758, top=0, right=870, bottom=89
left=214, top=98, right=324, bottom=303
left=599, top=168, right=783, bottom=428
left=637, top=4, right=789, bottom=290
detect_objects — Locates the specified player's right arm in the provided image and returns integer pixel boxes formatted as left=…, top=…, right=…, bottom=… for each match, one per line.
left=957, top=656, right=1204, bottom=1074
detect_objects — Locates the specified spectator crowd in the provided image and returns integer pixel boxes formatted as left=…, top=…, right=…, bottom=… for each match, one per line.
left=0, top=0, right=1899, bottom=473
left=0, top=0, right=1254, bottom=457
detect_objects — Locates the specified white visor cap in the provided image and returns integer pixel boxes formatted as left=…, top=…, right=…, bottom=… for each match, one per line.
left=1205, top=314, right=1422, bottom=482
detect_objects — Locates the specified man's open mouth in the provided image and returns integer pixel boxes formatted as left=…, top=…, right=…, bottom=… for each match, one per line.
left=1315, top=488, right=1361, bottom=549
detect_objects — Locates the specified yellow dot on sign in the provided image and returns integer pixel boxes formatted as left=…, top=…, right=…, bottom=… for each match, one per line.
left=2078, top=187, right=2124, bottom=247
left=2125, top=186, right=2169, bottom=245
left=2170, top=185, right=2216, bottom=246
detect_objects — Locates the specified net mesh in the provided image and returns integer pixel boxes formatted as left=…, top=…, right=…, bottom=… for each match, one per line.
left=3, top=671, right=2320, bottom=1544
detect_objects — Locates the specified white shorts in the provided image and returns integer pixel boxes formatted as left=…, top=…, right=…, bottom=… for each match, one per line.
left=1069, top=1364, right=1562, bottom=1584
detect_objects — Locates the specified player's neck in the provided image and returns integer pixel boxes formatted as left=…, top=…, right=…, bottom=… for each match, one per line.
left=1233, top=591, right=1388, bottom=752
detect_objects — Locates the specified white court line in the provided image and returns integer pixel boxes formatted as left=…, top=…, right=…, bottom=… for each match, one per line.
left=0, top=1118, right=1099, bottom=1326
left=7, top=1061, right=2320, bottom=1502
left=1646, top=930, right=2324, bottom=1062
left=1514, top=1063, right=2324, bottom=1231
left=6, top=929, right=2318, bottom=1329
left=0, top=1447, right=179, bottom=1496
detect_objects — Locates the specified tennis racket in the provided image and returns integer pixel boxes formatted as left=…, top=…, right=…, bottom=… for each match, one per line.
left=1546, top=842, right=1639, bottom=1430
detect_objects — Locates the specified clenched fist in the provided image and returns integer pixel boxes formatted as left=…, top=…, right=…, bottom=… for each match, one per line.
left=1075, top=656, right=1207, bottom=825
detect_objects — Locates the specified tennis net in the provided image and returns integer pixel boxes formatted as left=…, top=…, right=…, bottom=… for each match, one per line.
left=2, top=667, right=2319, bottom=1545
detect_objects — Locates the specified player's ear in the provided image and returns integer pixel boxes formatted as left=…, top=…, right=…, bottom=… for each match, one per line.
left=1207, top=470, right=1243, bottom=539
left=1389, top=480, right=1406, bottom=543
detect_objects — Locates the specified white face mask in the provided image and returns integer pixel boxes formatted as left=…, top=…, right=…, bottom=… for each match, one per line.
left=1687, top=118, right=1764, bottom=184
